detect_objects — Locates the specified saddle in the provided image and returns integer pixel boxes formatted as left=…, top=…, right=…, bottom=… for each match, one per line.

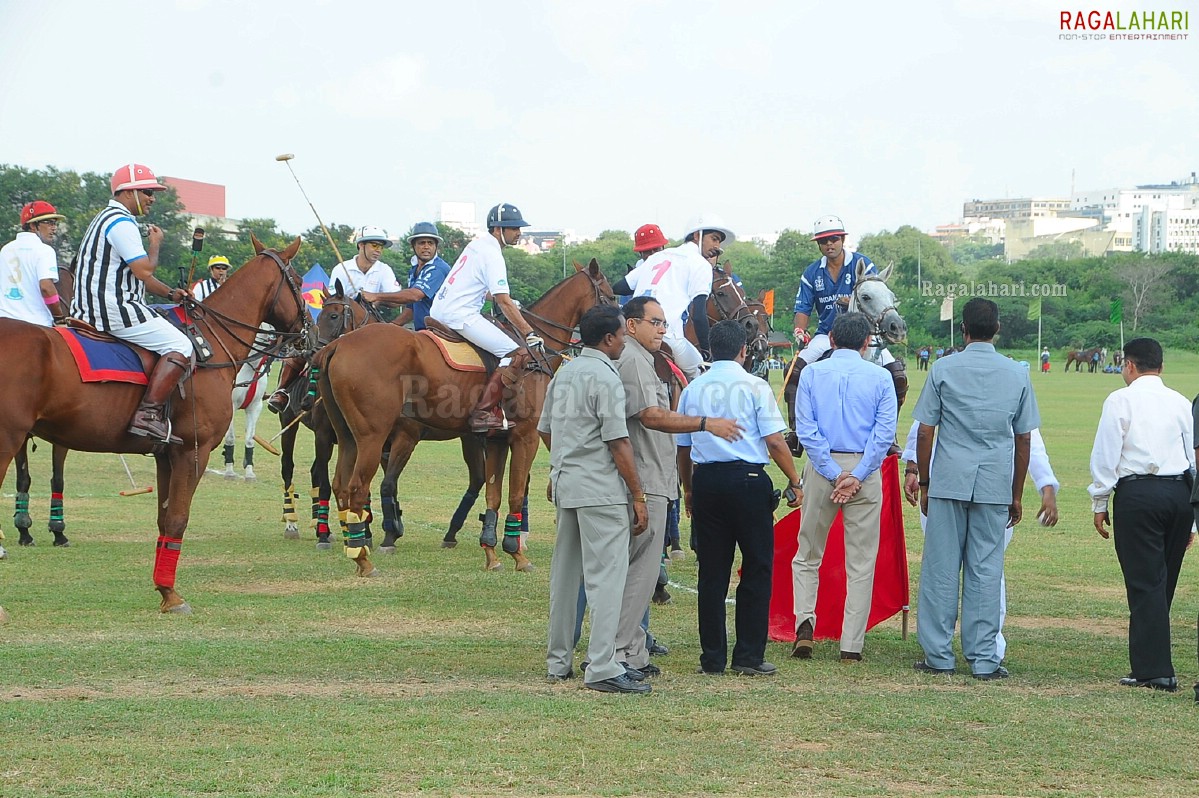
left=420, top=319, right=502, bottom=373
left=61, top=319, right=160, bottom=377
left=58, top=318, right=196, bottom=389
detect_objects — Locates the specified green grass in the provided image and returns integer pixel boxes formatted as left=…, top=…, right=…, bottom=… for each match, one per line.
left=2, top=351, right=1199, bottom=797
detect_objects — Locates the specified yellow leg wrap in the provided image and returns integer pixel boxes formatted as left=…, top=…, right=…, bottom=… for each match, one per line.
left=343, top=510, right=368, bottom=559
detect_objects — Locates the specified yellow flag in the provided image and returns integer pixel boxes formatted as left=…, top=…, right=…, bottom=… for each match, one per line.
left=939, top=296, right=954, bottom=322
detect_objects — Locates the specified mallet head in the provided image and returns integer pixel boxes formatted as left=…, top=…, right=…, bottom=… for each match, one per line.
left=275, top=153, right=295, bottom=162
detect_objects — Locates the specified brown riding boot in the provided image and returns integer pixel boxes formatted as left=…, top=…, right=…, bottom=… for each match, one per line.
left=470, top=367, right=510, bottom=433
left=783, top=357, right=808, bottom=457
left=128, top=352, right=190, bottom=445
left=268, top=356, right=305, bottom=414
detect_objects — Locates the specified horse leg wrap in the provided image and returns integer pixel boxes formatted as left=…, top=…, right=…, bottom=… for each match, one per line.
left=310, top=487, right=321, bottom=529
left=343, top=511, right=370, bottom=559
left=244, top=447, right=254, bottom=468
left=223, top=443, right=235, bottom=467
left=49, top=493, right=65, bottom=534
left=316, top=501, right=330, bottom=536
left=282, top=485, right=298, bottom=523
left=154, top=536, right=184, bottom=588
left=479, top=508, right=499, bottom=548
left=14, top=491, right=32, bottom=531
left=302, top=366, right=320, bottom=410
left=883, top=359, right=909, bottom=409
left=448, top=490, right=479, bottom=535
left=502, top=513, right=523, bottom=554
left=381, top=494, right=403, bottom=538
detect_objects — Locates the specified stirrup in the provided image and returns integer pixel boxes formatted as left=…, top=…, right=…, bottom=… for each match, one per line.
left=267, top=391, right=289, bottom=415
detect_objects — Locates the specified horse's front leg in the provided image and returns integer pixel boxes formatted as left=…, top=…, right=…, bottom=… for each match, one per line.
left=503, top=427, right=538, bottom=573
left=48, top=444, right=68, bottom=546
left=14, top=438, right=33, bottom=545
left=279, top=421, right=301, bottom=540
left=445, top=434, right=486, bottom=548
left=153, top=447, right=210, bottom=614
left=480, top=435, right=509, bottom=572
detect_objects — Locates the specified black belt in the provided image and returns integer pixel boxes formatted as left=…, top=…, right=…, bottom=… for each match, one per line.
left=1117, top=473, right=1187, bottom=486
left=695, top=461, right=766, bottom=470
left=831, top=451, right=864, bottom=455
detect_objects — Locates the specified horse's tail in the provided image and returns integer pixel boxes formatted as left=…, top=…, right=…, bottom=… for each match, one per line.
left=317, top=340, right=354, bottom=451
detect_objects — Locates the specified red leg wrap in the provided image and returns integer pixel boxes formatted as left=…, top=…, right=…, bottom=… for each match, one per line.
left=52, top=492, right=64, bottom=500
left=154, top=536, right=183, bottom=588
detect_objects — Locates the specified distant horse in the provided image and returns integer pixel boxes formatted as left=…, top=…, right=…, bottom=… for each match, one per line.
left=684, top=265, right=773, bottom=376
left=1064, top=346, right=1103, bottom=373
left=320, top=259, right=615, bottom=576
left=0, top=235, right=311, bottom=613
left=213, top=326, right=277, bottom=481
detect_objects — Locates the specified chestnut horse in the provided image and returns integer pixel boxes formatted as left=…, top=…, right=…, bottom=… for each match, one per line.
left=1064, top=346, right=1104, bottom=373
left=684, top=264, right=773, bottom=376
left=320, top=259, right=615, bottom=576
left=0, top=235, right=311, bottom=613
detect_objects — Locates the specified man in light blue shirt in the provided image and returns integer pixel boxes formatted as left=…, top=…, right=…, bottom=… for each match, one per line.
left=791, top=313, right=897, bottom=662
left=677, top=320, right=802, bottom=676
left=912, top=298, right=1040, bottom=680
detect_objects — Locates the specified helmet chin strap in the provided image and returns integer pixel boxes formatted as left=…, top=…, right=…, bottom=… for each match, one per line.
left=134, top=191, right=143, bottom=215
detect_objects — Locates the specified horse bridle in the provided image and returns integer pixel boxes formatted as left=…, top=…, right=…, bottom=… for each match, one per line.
left=511, top=267, right=615, bottom=355
left=708, top=270, right=771, bottom=369
left=316, top=294, right=371, bottom=347
left=848, top=274, right=901, bottom=343
left=188, top=249, right=314, bottom=369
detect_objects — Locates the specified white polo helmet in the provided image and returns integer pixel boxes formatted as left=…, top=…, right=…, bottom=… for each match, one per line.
left=811, top=215, right=847, bottom=241
left=353, top=225, right=392, bottom=247
left=682, top=213, right=735, bottom=245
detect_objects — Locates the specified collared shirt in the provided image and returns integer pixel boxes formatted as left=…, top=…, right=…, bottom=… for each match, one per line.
left=72, top=200, right=155, bottom=331
left=793, top=252, right=877, bottom=334
left=0, top=231, right=58, bottom=326
left=430, top=234, right=511, bottom=328
left=627, top=241, right=711, bottom=339
left=903, top=420, right=1059, bottom=493
left=796, top=348, right=896, bottom=483
left=1088, top=375, right=1193, bottom=513
left=192, top=277, right=221, bottom=301
left=912, top=341, right=1041, bottom=504
left=676, top=360, right=786, bottom=464
left=616, top=335, right=678, bottom=500
left=328, top=257, right=401, bottom=300
left=406, top=254, right=451, bottom=331
left=538, top=347, right=630, bottom=508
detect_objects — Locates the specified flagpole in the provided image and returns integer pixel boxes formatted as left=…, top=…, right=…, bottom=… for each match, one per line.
left=1038, top=316, right=1042, bottom=358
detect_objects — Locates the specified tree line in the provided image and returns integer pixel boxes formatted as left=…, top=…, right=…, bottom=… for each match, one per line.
left=5, top=164, right=1195, bottom=353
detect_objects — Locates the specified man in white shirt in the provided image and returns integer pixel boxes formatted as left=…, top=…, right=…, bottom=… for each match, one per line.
left=0, top=201, right=68, bottom=326
left=1088, top=337, right=1194, bottom=693
left=192, top=256, right=230, bottom=301
left=429, top=203, right=542, bottom=432
left=617, top=214, right=734, bottom=380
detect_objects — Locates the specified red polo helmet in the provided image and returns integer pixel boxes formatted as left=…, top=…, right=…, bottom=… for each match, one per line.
left=20, top=200, right=66, bottom=227
left=111, top=163, right=167, bottom=194
left=633, top=223, right=668, bottom=253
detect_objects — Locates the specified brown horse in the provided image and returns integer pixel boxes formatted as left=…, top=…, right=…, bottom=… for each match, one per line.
left=320, top=259, right=615, bottom=575
left=1064, top=346, right=1104, bottom=373
left=684, top=265, right=773, bottom=376
left=0, top=235, right=311, bottom=613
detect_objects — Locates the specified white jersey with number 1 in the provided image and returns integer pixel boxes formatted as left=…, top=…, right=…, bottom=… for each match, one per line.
left=627, top=240, right=710, bottom=338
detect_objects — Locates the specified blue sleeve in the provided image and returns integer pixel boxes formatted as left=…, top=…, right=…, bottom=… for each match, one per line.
left=675, top=386, right=694, bottom=447
left=854, top=371, right=898, bottom=481
left=795, top=367, right=837, bottom=482
left=413, top=260, right=449, bottom=297
left=793, top=265, right=814, bottom=314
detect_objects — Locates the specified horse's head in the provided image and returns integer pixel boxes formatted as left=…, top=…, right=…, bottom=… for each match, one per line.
left=850, top=261, right=907, bottom=344
left=315, top=279, right=370, bottom=347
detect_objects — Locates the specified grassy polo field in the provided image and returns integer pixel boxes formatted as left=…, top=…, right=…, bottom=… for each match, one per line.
left=2, top=348, right=1198, bottom=797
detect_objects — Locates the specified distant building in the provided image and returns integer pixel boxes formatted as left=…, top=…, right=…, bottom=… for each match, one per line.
left=963, top=197, right=1072, bottom=221
left=163, top=177, right=239, bottom=238
left=439, top=201, right=482, bottom=239
left=1136, top=205, right=1199, bottom=255
left=1071, top=175, right=1199, bottom=253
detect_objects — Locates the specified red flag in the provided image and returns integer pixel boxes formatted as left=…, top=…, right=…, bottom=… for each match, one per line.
left=769, top=455, right=909, bottom=641
left=762, top=289, right=775, bottom=317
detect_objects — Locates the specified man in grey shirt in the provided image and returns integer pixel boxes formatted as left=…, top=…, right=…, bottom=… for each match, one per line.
left=540, top=305, right=650, bottom=694
left=912, top=298, right=1040, bottom=679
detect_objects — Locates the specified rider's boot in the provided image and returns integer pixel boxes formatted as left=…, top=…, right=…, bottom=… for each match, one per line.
left=128, top=352, right=190, bottom=445
left=783, top=357, right=808, bottom=457
left=883, top=359, right=909, bottom=457
left=268, top=357, right=303, bottom=414
left=470, top=367, right=509, bottom=433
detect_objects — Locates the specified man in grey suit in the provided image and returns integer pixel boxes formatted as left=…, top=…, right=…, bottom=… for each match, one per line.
left=912, top=298, right=1040, bottom=679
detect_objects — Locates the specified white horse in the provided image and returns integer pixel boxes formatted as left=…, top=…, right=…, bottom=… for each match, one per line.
left=846, top=260, right=907, bottom=366
left=214, top=326, right=277, bottom=481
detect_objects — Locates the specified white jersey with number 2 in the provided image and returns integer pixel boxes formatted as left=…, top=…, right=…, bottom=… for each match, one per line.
left=627, top=240, right=711, bottom=339
left=429, top=233, right=510, bottom=329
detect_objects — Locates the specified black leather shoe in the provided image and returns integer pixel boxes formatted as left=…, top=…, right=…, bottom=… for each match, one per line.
left=546, top=669, right=574, bottom=683
left=586, top=674, right=651, bottom=694
left=1119, top=675, right=1179, bottom=692
left=649, top=641, right=670, bottom=656
left=840, top=651, right=863, bottom=663
left=731, top=661, right=777, bottom=676
left=636, top=662, right=662, bottom=677
left=696, top=667, right=725, bottom=676
left=792, top=619, right=814, bottom=660
left=913, top=660, right=956, bottom=675
left=973, top=666, right=1010, bottom=681
left=621, top=664, right=646, bottom=681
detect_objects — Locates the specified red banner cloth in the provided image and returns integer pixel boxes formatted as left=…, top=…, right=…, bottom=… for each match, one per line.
left=768, top=454, right=909, bottom=642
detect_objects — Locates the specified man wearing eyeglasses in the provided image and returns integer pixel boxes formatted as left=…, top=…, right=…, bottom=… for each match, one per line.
left=192, top=255, right=231, bottom=301
left=612, top=297, right=744, bottom=679
left=1, top=201, right=69, bottom=326
left=73, top=163, right=193, bottom=445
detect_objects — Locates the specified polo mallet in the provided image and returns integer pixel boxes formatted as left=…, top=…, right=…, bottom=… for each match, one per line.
left=117, top=454, right=154, bottom=497
left=253, top=435, right=281, bottom=456
left=266, top=397, right=322, bottom=444
left=275, top=153, right=348, bottom=266
left=183, top=227, right=205, bottom=290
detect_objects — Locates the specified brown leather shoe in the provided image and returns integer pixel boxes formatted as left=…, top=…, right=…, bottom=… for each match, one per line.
left=470, top=407, right=507, bottom=433
left=128, top=403, right=182, bottom=445
left=792, top=619, right=814, bottom=659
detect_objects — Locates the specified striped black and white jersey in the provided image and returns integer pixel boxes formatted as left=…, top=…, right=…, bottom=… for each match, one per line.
left=192, top=277, right=220, bottom=301
left=71, top=200, right=155, bottom=331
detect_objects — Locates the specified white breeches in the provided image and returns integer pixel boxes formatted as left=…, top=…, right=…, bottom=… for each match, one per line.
left=111, top=316, right=194, bottom=357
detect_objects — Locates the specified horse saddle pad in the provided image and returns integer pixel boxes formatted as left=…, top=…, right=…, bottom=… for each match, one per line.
left=417, top=327, right=496, bottom=373
left=53, top=327, right=149, bottom=385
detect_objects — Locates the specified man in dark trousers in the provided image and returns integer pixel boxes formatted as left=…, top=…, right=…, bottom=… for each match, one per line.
left=1089, top=337, right=1194, bottom=693
left=677, top=320, right=802, bottom=677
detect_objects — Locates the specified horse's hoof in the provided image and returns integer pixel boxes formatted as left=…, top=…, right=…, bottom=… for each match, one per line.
left=18, top=536, right=34, bottom=547
left=52, top=538, right=71, bottom=548
left=377, top=545, right=397, bottom=555
left=485, top=560, right=503, bottom=571
left=440, top=539, right=458, bottom=549
left=165, top=601, right=193, bottom=615
left=515, top=560, right=536, bottom=573
left=243, top=475, right=257, bottom=484
left=283, top=524, right=300, bottom=540
left=316, top=541, right=332, bottom=551
left=0, top=545, right=8, bottom=560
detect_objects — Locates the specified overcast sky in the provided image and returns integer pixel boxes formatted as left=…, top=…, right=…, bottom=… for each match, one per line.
left=1, top=0, right=1195, bottom=243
